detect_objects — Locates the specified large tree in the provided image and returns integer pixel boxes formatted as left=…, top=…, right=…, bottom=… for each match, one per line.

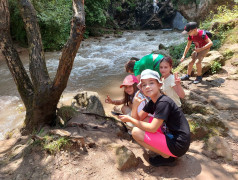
left=0, top=0, right=85, bottom=133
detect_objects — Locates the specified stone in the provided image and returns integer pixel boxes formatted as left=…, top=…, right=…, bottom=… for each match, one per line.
left=49, top=129, right=71, bottom=137
left=114, top=145, right=139, bottom=171
left=73, top=91, right=105, bottom=116
left=206, top=136, right=233, bottom=161
left=175, top=50, right=223, bottom=76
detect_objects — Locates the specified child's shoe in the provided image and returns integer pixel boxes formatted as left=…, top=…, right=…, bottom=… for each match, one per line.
left=149, top=155, right=176, bottom=167
left=193, top=76, right=202, bottom=84
left=181, top=74, right=190, bottom=81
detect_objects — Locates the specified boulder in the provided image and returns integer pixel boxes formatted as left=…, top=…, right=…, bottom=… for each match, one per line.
left=177, top=0, right=235, bottom=22
left=73, top=91, right=105, bottom=116
left=176, top=50, right=223, bottom=76
left=186, top=113, right=229, bottom=140
left=114, top=145, right=139, bottom=171
left=206, top=136, right=233, bottom=161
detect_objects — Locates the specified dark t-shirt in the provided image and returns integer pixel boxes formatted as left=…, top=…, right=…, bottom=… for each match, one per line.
left=143, top=95, right=190, bottom=157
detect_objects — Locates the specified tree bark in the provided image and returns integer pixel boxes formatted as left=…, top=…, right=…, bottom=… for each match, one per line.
left=0, top=0, right=85, bottom=133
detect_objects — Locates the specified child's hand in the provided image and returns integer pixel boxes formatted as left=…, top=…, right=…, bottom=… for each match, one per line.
left=133, top=91, right=146, bottom=107
left=174, top=72, right=181, bottom=86
left=118, top=115, right=132, bottom=123
left=194, top=48, right=202, bottom=53
left=180, top=56, right=185, bottom=62
left=105, top=95, right=113, bottom=104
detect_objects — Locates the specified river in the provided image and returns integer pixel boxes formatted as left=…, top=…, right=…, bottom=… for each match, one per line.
left=0, top=30, right=186, bottom=140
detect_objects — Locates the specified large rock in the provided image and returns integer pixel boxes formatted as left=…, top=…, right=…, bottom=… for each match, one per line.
left=177, top=0, right=235, bottom=22
left=206, top=136, right=233, bottom=161
left=73, top=91, right=105, bottom=116
left=176, top=50, right=224, bottom=76
left=114, top=145, right=139, bottom=171
left=186, top=113, right=229, bottom=140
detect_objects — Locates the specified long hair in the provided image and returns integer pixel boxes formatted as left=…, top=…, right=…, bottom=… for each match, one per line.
left=160, top=56, right=173, bottom=75
left=124, top=83, right=139, bottom=106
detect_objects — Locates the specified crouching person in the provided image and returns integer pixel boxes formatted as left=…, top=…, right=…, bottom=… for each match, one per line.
left=119, top=69, right=190, bottom=166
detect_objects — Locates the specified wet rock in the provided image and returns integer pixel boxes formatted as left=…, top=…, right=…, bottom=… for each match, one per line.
left=206, top=136, right=233, bottom=161
left=73, top=91, right=105, bottom=116
left=158, top=44, right=166, bottom=50
left=114, top=145, right=139, bottom=171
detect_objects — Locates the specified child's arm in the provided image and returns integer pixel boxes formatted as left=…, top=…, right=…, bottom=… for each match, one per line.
left=131, top=91, right=148, bottom=120
left=180, top=40, right=192, bottom=62
left=194, top=38, right=213, bottom=53
left=119, top=115, right=164, bottom=133
left=105, top=95, right=124, bottom=105
left=172, top=72, right=185, bottom=98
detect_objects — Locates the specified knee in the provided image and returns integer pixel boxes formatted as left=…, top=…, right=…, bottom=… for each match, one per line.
left=132, top=127, right=144, bottom=141
left=189, top=61, right=195, bottom=66
left=121, top=105, right=130, bottom=114
left=196, top=61, right=201, bottom=66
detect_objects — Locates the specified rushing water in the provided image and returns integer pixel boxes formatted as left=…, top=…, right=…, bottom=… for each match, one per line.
left=0, top=30, right=186, bottom=140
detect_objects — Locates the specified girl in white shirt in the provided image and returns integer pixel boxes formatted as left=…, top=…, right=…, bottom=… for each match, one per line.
left=159, top=57, right=185, bottom=107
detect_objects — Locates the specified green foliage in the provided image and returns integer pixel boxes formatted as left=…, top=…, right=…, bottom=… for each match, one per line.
left=210, top=39, right=221, bottom=50
left=43, top=136, right=69, bottom=154
left=200, top=5, right=238, bottom=45
left=223, top=49, right=234, bottom=59
left=84, top=0, right=110, bottom=26
left=32, top=0, right=72, bottom=50
left=9, top=0, right=111, bottom=50
left=211, top=61, right=222, bottom=74
left=116, top=6, right=123, bottom=12
left=9, top=0, right=27, bottom=46
left=169, top=42, right=195, bottom=66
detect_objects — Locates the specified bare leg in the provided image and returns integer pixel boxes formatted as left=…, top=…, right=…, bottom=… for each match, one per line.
left=187, top=61, right=195, bottom=76
left=132, top=127, right=170, bottom=158
left=196, top=61, right=202, bottom=76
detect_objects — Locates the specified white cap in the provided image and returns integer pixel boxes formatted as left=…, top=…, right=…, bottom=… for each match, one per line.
left=137, top=69, right=162, bottom=89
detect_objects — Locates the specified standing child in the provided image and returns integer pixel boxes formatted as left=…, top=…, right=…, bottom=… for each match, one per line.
left=180, top=22, right=213, bottom=84
left=159, top=57, right=185, bottom=107
left=119, top=69, right=190, bottom=167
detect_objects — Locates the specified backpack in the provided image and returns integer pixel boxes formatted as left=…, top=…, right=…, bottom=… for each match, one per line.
left=202, top=30, right=213, bottom=39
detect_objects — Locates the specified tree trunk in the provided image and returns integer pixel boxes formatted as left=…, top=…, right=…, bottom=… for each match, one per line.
left=0, top=0, right=85, bottom=133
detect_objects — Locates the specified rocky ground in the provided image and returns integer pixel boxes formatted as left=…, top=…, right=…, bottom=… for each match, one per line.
left=0, top=43, right=238, bottom=180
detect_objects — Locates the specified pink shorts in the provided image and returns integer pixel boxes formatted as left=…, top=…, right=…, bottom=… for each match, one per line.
left=144, top=117, right=176, bottom=157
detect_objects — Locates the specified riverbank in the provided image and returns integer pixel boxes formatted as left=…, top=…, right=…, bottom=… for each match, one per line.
left=1, top=28, right=238, bottom=179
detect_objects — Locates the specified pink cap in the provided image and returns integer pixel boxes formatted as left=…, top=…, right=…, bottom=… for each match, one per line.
left=120, top=75, right=139, bottom=88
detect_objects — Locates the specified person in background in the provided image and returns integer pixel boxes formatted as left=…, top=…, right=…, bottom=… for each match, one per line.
left=119, top=69, right=190, bottom=167
left=159, top=57, right=185, bottom=108
left=153, top=0, right=159, bottom=14
left=180, top=22, right=213, bottom=84
left=125, top=53, right=164, bottom=81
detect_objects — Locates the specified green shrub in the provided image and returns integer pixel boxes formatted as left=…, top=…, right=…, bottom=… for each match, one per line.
left=169, top=42, right=195, bottom=66
left=40, top=136, right=70, bottom=154
left=211, top=61, right=222, bottom=74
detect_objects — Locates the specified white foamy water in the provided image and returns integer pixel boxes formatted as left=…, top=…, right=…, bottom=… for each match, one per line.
left=0, top=30, right=186, bottom=140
